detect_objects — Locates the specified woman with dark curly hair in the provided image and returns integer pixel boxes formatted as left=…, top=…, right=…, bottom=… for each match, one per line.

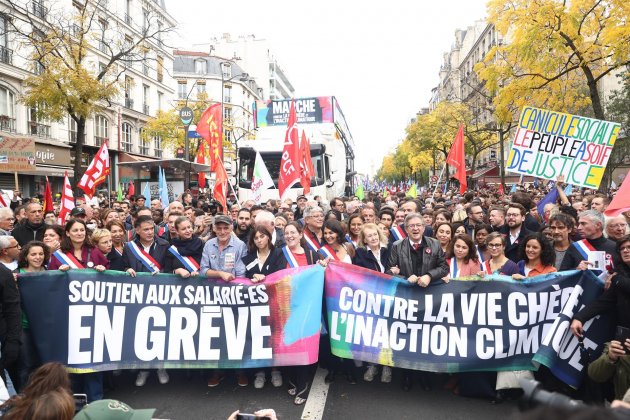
left=42, top=224, right=64, bottom=255
left=444, top=233, right=480, bottom=280
left=320, top=219, right=355, bottom=263
left=512, top=232, right=557, bottom=279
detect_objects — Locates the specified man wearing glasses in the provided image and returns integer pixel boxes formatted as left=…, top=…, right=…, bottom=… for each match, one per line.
left=302, top=205, right=325, bottom=253
left=0, top=237, right=20, bottom=270
left=504, top=203, right=531, bottom=263
left=386, top=212, right=448, bottom=392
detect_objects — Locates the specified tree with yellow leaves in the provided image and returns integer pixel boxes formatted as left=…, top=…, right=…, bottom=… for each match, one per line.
left=479, top=0, right=630, bottom=121
left=7, top=0, right=173, bottom=194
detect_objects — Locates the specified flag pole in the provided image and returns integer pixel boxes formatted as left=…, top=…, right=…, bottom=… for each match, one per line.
left=431, top=163, right=447, bottom=199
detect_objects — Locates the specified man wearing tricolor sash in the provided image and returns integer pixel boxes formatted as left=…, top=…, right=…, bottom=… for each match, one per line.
left=121, top=215, right=171, bottom=387
left=560, top=210, right=618, bottom=275
left=302, top=205, right=325, bottom=253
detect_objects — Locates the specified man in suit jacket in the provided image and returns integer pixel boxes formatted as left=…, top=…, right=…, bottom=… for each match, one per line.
left=504, top=203, right=531, bottom=263
left=386, top=212, right=448, bottom=392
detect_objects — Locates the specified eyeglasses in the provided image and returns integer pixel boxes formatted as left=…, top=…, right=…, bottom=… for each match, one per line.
left=620, top=245, right=630, bottom=252
left=5, top=244, right=20, bottom=250
left=609, top=224, right=628, bottom=229
left=487, top=243, right=503, bottom=248
left=506, top=213, right=521, bottom=218
left=406, top=223, right=423, bottom=229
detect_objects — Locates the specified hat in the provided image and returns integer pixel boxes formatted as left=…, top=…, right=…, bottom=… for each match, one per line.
left=213, top=214, right=232, bottom=225
left=74, top=399, right=155, bottom=420
left=296, top=195, right=307, bottom=201
left=70, top=207, right=86, bottom=216
left=444, top=201, right=454, bottom=207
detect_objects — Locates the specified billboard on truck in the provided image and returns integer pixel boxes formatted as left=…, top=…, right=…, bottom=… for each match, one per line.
left=256, top=97, right=334, bottom=127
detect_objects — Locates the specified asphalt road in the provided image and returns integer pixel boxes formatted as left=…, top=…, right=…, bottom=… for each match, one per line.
left=105, top=368, right=520, bottom=420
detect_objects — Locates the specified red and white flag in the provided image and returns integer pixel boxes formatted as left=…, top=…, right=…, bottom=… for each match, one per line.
left=278, top=99, right=300, bottom=199
left=299, top=131, right=315, bottom=194
left=78, top=142, right=110, bottom=198
left=58, top=171, right=75, bottom=225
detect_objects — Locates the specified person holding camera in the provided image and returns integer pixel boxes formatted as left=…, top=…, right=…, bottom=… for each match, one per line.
left=588, top=338, right=630, bottom=400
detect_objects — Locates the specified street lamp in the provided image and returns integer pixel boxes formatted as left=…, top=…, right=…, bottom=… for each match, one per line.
left=181, top=81, right=199, bottom=191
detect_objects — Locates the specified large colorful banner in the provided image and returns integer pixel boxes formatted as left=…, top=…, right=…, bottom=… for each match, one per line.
left=18, top=266, right=325, bottom=372
left=256, top=97, right=334, bottom=127
left=507, top=106, right=621, bottom=189
left=325, top=262, right=610, bottom=388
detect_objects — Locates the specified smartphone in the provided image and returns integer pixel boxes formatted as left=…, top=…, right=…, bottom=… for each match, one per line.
left=236, top=415, right=270, bottom=420
left=615, top=326, right=630, bottom=353
left=73, top=393, right=88, bottom=412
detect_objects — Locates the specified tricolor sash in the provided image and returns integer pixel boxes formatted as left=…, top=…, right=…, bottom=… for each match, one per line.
left=482, top=260, right=493, bottom=275
left=168, top=246, right=200, bottom=272
left=448, top=257, right=460, bottom=278
left=158, top=225, right=168, bottom=236
left=345, top=234, right=357, bottom=249
left=476, top=245, right=485, bottom=263
left=318, top=245, right=340, bottom=261
left=282, top=246, right=299, bottom=268
left=126, top=230, right=135, bottom=242
left=53, top=250, right=84, bottom=269
left=391, top=225, right=406, bottom=241
left=303, top=229, right=321, bottom=253
left=574, top=239, right=596, bottom=261
left=127, top=241, right=161, bottom=273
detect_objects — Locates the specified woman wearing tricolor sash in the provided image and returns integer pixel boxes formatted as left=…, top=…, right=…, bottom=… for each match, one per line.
left=164, top=217, right=203, bottom=278
left=477, top=232, right=519, bottom=277
left=320, top=220, right=355, bottom=264
left=48, top=220, right=108, bottom=272
left=443, top=234, right=480, bottom=281
left=346, top=213, right=364, bottom=249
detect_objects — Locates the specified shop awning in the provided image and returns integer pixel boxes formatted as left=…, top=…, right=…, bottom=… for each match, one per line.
left=117, top=157, right=212, bottom=173
left=19, top=165, right=74, bottom=177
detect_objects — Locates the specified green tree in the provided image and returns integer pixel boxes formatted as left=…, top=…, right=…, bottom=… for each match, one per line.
left=7, top=0, right=173, bottom=194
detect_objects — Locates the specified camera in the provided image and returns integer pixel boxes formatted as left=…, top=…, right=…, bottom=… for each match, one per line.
left=74, top=393, right=88, bottom=412
left=236, top=414, right=270, bottom=420
left=519, top=379, right=583, bottom=410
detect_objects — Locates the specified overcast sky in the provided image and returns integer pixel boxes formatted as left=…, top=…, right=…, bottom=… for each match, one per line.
left=166, top=0, right=489, bottom=176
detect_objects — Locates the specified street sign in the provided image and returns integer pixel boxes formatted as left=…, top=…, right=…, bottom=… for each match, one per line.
left=179, top=107, right=194, bottom=126
left=431, top=175, right=438, bottom=182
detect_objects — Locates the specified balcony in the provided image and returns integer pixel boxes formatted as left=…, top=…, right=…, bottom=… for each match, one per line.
left=0, top=116, right=16, bottom=132
left=122, top=142, right=133, bottom=152
left=69, top=132, right=86, bottom=144
left=143, top=104, right=149, bottom=114
left=124, top=98, right=134, bottom=109
left=154, top=149, right=162, bottom=158
left=29, top=121, right=51, bottom=138
left=94, top=136, right=107, bottom=146
left=139, top=144, right=149, bottom=155
left=0, top=46, right=13, bottom=65
left=31, top=1, right=47, bottom=19
left=124, top=13, right=132, bottom=25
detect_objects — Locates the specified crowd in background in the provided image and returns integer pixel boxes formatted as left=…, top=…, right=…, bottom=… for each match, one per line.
left=1, top=176, right=630, bottom=416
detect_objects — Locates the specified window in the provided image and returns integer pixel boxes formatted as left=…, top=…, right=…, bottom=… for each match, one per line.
left=98, top=18, right=107, bottom=53
left=121, top=122, right=133, bottom=152
left=223, top=106, right=232, bottom=124
left=223, top=85, right=232, bottom=103
left=142, top=8, right=148, bottom=32
left=138, top=128, right=148, bottom=154
left=142, top=50, right=149, bottom=75
left=124, top=76, right=133, bottom=108
left=157, top=91, right=163, bottom=111
left=177, top=81, right=187, bottom=99
left=124, top=36, right=133, bottom=67
left=156, top=55, right=163, bottom=82
left=68, top=117, right=77, bottom=143
left=196, top=81, right=205, bottom=96
left=94, top=114, right=108, bottom=146
left=0, top=14, right=10, bottom=65
left=153, top=136, right=162, bottom=157
left=222, top=63, right=231, bottom=78
left=195, top=59, right=207, bottom=75
left=0, top=86, right=16, bottom=132
left=28, top=106, right=50, bottom=138
left=124, top=0, right=131, bottom=23
left=142, top=85, right=149, bottom=114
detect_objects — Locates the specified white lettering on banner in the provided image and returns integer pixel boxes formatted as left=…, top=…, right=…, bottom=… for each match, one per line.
left=167, top=307, right=198, bottom=361
left=68, top=305, right=95, bottom=364
left=332, top=283, right=591, bottom=361
left=92, top=306, right=125, bottom=363
left=135, top=306, right=167, bottom=361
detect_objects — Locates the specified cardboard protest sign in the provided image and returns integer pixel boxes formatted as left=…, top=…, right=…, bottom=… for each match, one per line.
left=507, top=107, right=621, bottom=189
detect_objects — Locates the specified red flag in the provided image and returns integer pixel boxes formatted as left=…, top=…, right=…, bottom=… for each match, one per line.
left=278, top=99, right=300, bottom=199
left=446, top=125, right=467, bottom=194
left=299, top=131, right=314, bottom=194
left=498, top=183, right=504, bottom=196
left=196, top=144, right=206, bottom=189
left=43, top=177, right=54, bottom=213
left=213, top=159, right=228, bottom=214
left=78, top=141, right=110, bottom=197
left=127, top=180, right=135, bottom=199
left=605, top=175, right=630, bottom=217
left=196, top=104, right=223, bottom=168
left=58, top=171, right=75, bottom=225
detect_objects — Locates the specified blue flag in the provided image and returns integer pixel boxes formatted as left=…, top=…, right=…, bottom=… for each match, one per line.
left=142, top=180, right=151, bottom=204
left=564, top=184, right=573, bottom=195
left=510, top=184, right=517, bottom=194
left=537, top=188, right=559, bottom=216
left=159, top=167, right=169, bottom=207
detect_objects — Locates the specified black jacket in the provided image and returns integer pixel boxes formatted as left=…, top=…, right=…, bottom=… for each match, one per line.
left=386, top=236, right=448, bottom=282
left=12, top=221, right=46, bottom=247
left=0, top=264, right=21, bottom=367
left=243, top=248, right=285, bottom=278
left=353, top=247, right=390, bottom=273
left=574, top=262, right=630, bottom=331
left=163, top=237, right=204, bottom=273
left=106, top=249, right=125, bottom=272
left=560, top=235, right=618, bottom=271
left=122, top=237, right=171, bottom=273
left=504, top=227, right=531, bottom=263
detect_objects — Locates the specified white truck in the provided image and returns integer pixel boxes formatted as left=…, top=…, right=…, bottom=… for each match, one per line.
left=237, top=96, right=356, bottom=202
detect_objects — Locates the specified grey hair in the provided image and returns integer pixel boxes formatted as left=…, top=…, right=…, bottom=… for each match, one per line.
left=404, top=212, right=424, bottom=227
left=303, top=205, right=324, bottom=218
left=0, top=208, right=13, bottom=219
left=0, top=236, right=13, bottom=249
left=579, top=209, right=605, bottom=229
left=254, top=210, right=275, bottom=224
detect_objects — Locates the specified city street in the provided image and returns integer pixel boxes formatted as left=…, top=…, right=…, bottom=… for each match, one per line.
left=106, top=368, right=519, bottom=420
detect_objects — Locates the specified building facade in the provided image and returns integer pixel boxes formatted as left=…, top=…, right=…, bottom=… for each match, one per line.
left=210, top=34, right=295, bottom=100
left=0, top=0, right=176, bottom=197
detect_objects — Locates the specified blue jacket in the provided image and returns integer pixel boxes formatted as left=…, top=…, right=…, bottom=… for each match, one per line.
left=353, top=247, right=390, bottom=273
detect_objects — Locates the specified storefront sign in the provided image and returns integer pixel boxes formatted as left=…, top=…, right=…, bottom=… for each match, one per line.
left=36, top=143, right=72, bottom=167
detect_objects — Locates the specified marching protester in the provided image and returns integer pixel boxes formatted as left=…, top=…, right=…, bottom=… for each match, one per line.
left=444, top=234, right=481, bottom=280
left=560, top=210, right=618, bottom=272
left=164, top=216, right=204, bottom=277
left=504, top=203, right=531, bottom=263
left=479, top=232, right=519, bottom=276
left=105, top=220, right=126, bottom=271
left=512, top=232, right=557, bottom=279
left=320, top=220, right=355, bottom=263
left=11, top=203, right=46, bottom=247
left=48, top=219, right=108, bottom=272
left=549, top=213, right=574, bottom=271
left=42, top=224, right=63, bottom=254
left=433, top=221, right=454, bottom=254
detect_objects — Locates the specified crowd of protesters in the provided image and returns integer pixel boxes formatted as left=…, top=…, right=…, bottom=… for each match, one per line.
left=1, top=175, right=630, bottom=413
